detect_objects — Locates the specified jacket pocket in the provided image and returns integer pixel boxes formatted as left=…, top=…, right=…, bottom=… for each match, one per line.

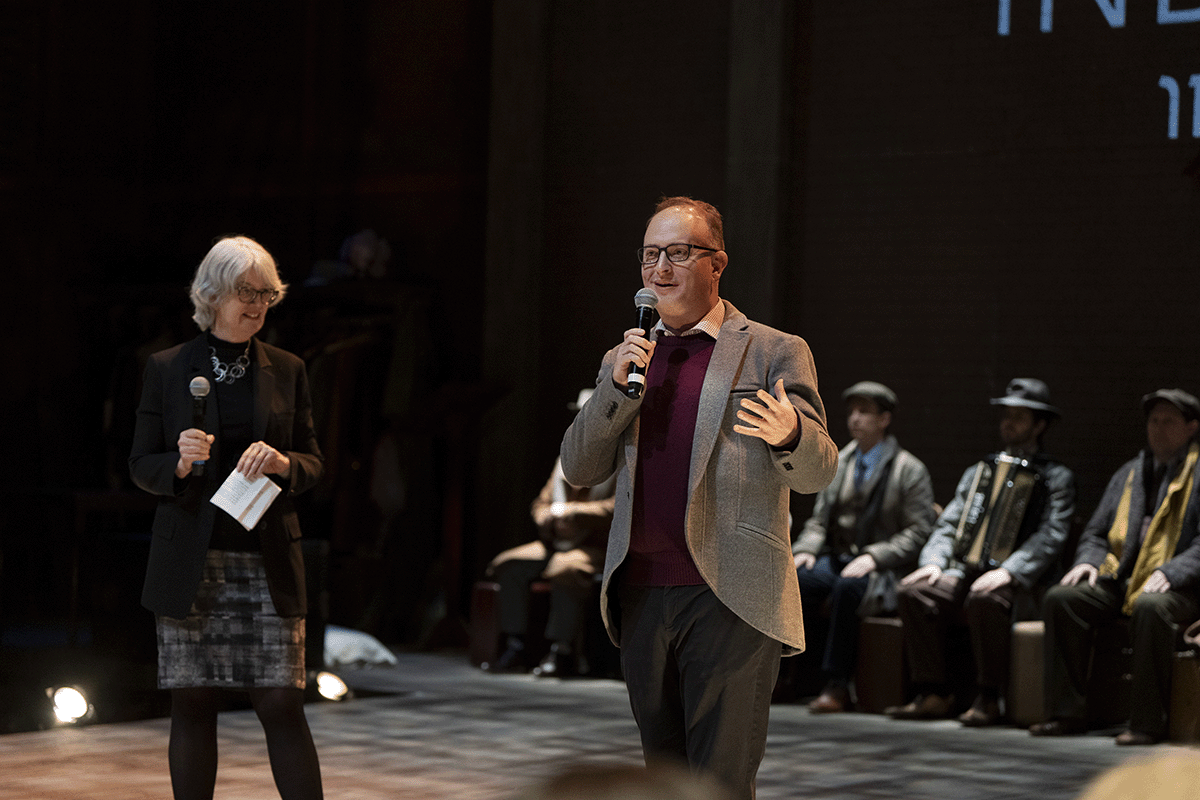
left=734, top=521, right=790, bottom=554
left=280, top=512, right=303, bottom=541
left=151, top=506, right=177, bottom=540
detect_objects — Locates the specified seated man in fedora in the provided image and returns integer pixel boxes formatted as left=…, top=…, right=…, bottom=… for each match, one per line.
left=792, top=381, right=937, bottom=713
left=887, top=379, right=1077, bottom=726
left=1032, top=389, right=1200, bottom=745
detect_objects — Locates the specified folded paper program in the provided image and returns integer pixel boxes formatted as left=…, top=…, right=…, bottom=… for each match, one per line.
left=210, top=470, right=282, bottom=530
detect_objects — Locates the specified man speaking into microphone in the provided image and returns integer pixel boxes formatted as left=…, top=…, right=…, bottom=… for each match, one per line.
left=561, top=196, right=837, bottom=799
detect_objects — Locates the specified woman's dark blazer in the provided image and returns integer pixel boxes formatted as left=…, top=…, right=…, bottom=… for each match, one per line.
left=130, top=333, right=324, bottom=619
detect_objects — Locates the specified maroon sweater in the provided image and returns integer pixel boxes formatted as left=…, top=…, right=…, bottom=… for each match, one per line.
left=624, top=334, right=716, bottom=586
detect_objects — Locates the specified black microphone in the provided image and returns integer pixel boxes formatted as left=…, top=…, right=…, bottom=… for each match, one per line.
left=626, top=288, right=659, bottom=399
left=189, top=376, right=211, bottom=476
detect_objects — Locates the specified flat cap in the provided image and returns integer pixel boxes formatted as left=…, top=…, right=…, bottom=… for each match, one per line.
left=841, top=381, right=898, bottom=413
left=1141, top=388, right=1200, bottom=421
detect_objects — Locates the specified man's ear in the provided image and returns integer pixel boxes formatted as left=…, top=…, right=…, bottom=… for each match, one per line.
left=712, top=250, right=728, bottom=280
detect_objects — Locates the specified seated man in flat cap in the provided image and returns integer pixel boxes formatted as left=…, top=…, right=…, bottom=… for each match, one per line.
left=887, top=379, right=1077, bottom=726
left=792, top=381, right=937, bottom=713
left=1032, top=389, right=1200, bottom=745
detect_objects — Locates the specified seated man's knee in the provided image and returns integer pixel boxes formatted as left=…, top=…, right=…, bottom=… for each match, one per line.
left=829, top=574, right=866, bottom=599
left=1041, top=583, right=1074, bottom=615
left=1129, top=591, right=1175, bottom=625
left=965, top=587, right=1004, bottom=611
left=550, top=567, right=593, bottom=593
left=895, top=579, right=923, bottom=605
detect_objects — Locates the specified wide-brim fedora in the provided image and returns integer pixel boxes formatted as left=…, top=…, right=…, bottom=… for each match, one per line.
left=990, top=378, right=1061, bottom=418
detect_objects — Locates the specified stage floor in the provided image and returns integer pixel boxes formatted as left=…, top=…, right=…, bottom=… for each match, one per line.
left=0, top=650, right=1186, bottom=799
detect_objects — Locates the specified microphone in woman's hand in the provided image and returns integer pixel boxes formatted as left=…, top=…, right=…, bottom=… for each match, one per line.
left=189, top=377, right=211, bottom=476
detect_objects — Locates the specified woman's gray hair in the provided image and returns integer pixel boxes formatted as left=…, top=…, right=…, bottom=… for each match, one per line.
left=189, top=236, right=287, bottom=331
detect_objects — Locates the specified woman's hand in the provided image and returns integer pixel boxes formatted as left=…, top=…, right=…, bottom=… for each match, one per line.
left=175, top=428, right=214, bottom=478
left=238, top=441, right=291, bottom=481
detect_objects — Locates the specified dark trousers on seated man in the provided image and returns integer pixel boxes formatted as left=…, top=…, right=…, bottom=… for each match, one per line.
left=796, top=554, right=869, bottom=682
left=487, top=543, right=602, bottom=673
left=896, top=569, right=1018, bottom=709
left=1043, top=578, right=1199, bottom=740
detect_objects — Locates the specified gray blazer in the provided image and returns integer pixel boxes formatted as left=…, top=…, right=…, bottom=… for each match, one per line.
left=560, top=301, right=837, bottom=654
left=792, top=436, right=936, bottom=572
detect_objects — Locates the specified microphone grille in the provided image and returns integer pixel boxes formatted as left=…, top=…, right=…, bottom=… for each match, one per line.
left=189, top=376, right=211, bottom=398
left=634, top=288, right=659, bottom=309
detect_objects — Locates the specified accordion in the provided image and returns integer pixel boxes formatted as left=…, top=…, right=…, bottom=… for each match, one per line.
left=951, top=453, right=1045, bottom=571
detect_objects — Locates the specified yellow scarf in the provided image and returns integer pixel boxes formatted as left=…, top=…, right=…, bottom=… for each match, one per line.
left=1100, top=443, right=1198, bottom=614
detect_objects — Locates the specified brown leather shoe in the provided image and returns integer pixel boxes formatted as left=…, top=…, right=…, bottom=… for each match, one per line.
left=886, top=693, right=954, bottom=720
left=958, top=697, right=1002, bottom=727
left=1029, top=718, right=1087, bottom=736
left=1115, top=729, right=1160, bottom=746
left=807, top=685, right=850, bottom=714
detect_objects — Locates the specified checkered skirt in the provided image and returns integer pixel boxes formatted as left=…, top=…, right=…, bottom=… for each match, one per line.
left=156, top=550, right=306, bottom=690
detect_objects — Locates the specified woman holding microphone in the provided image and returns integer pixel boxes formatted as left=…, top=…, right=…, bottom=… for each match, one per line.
left=130, top=235, right=324, bottom=800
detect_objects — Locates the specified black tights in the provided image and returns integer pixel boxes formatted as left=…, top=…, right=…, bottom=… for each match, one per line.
left=169, top=687, right=323, bottom=800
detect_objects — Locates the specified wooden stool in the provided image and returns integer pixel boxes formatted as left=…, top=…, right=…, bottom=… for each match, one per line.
left=854, top=616, right=908, bottom=713
left=1008, top=620, right=1045, bottom=727
left=468, top=580, right=502, bottom=667
left=467, top=579, right=551, bottom=667
left=1170, top=650, right=1200, bottom=743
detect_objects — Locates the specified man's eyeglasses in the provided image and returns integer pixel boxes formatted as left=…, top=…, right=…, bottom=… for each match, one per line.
left=637, top=243, right=719, bottom=266
left=236, top=285, right=280, bottom=305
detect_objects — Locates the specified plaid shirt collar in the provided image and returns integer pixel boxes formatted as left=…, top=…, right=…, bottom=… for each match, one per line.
left=653, top=299, right=724, bottom=340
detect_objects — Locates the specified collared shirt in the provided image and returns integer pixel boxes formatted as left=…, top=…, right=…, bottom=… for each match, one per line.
left=653, top=299, right=725, bottom=340
left=853, top=440, right=885, bottom=490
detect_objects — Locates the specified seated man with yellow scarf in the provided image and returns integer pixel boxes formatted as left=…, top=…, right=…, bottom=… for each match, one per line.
left=1032, top=389, right=1200, bottom=745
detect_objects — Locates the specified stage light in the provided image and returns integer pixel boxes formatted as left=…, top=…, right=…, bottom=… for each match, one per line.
left=48, top=686, right=93, bottom=725
left=315, top=671, right=350, bottom=701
